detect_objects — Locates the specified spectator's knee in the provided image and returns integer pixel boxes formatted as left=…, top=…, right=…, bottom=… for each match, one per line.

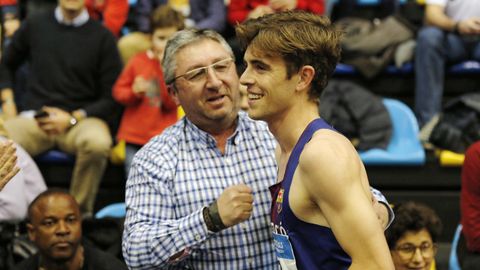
left=417, top=27, right=445, bottom=49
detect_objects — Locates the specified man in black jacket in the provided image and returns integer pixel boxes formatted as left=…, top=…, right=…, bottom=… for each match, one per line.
left=13, top=189, right=127, bottom=270
left=0, top=0, right=123, bottom=216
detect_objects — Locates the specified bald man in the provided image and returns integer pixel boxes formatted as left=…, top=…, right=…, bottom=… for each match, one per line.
left=14, top=189, right=127, bottom=270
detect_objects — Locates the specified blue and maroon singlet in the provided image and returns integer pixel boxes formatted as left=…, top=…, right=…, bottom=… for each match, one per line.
left=269, top=118, right=352, bottom=270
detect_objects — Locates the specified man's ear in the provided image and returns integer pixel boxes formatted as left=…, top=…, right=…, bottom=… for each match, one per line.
left=167, top=84, right=181, bottom=106
left=26, top=223, right=36, bottom=242
left=296, top=65, right=315, bottom=93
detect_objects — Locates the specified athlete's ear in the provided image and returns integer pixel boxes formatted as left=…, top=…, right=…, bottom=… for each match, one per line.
left=295, top=65, right=315, bottom=93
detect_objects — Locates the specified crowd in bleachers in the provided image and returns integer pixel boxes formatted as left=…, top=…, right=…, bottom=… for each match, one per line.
left=0, top=0, right=479, bottom=269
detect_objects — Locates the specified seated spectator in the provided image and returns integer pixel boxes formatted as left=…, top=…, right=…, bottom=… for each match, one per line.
left=0, top=0, right=20, bottom=50
left=13, top=189, right=128, bottom=270
left=117, top=0, right=226, bottom=63
left=113, top=4, right=183, bottom=176
left=415, top=0, right=480, bottom=127
left=0, top=0, right=123, bottom=217
left=227, top=0, right=325, bottom=25
left=0, top=135, right=46, bottom=220
left=85, top=0, right=129, bottom=37
left=385, top=201, right=442, bottom=270
left=460, top=141, right=480, bottom=269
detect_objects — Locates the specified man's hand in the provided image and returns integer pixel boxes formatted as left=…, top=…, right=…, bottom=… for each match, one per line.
left=457, top=18, right=480, bottom=35
left=269, top=0, right=297, bottom=12
left=216, top=184, right=254, bottom=227
left=372, top=196, right=389, bottom=229
left=35, top=106, right=74, bottom=135
left=0, top=140, right=20, bottom=191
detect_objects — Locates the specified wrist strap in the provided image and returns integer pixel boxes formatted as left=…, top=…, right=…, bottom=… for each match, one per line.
left=453, top=22, right=460, bottom=34
left=203, top=201, right=226, bottom=232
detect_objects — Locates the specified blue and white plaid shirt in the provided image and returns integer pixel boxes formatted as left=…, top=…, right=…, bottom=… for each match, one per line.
left=123, top=111, right=279, bottom=269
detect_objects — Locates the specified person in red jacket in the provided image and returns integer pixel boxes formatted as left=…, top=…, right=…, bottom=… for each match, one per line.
left=460, top=141, right=480, bottom=269
left=113, top=5, right=184, bottom=175
left=227, top=0, right=325, bottom=25
left=85, top=0, right=129, bottom=37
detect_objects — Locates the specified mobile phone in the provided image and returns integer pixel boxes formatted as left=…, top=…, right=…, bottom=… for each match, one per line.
left=34, top=109, right=49, bottom=119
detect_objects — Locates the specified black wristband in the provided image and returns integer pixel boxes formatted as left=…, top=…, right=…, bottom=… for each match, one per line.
left=202, top=207, right=218, bottom=232
left=453, top=22, right=460, bottom=34
left=209, top=201, right=226, bottom=230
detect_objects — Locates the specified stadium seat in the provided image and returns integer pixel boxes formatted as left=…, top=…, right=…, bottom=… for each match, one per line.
left=35, top=149, right=75, bottom=164
left=449, top=224, right=462, bottom=270
left=359, top=98, right=426, bottom=165
left=95, top=202, right=126, bottom=219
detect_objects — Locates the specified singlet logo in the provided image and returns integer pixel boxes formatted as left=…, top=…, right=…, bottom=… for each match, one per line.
left=276, top=188, right=284, bottom=214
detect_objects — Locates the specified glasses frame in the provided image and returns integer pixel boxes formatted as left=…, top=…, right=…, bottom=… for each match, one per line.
left=394, top=241, right=437, bottom=261
left=168, top=58, right=234, bottom=85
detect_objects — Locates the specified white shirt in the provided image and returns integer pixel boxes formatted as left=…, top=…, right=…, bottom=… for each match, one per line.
left=426, top=0, right=480, bottom=21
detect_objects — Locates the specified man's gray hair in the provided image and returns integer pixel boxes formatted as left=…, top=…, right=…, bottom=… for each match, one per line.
left=162, top=29, right=235, bottom=85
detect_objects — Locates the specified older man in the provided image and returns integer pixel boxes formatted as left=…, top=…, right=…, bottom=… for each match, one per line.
left=122, top=28, right=393, bottom=270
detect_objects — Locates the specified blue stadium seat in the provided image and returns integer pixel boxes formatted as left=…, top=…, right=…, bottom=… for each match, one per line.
left=35, top=149, right=75, bottom=164
left=95, top=202, right=126, bottom=219
left=359, top=98, right=426, bottom=165
left=449, top=60, right=480, bottom=74
left=449, top=224, right=462, bottom=270
left=334, top=62, right=413, bottom=76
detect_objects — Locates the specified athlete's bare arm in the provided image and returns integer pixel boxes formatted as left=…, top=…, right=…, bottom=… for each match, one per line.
left=294, top=130, right=394, bottom=270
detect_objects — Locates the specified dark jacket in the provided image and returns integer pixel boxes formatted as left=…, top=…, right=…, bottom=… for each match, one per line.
left=13, top=242, right=128, bottom=270
left=320, top=80, right=392, bottom=151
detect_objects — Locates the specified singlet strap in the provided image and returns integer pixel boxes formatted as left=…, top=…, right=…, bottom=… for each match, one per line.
left=283, top=118, right=333, bottom=184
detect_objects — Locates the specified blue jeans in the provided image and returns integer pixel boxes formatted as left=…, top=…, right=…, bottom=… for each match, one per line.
left=414, top=26, right=480, bottom=127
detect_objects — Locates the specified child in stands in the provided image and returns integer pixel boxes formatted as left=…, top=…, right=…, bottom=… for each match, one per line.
left=113, top=5, right=184, bottom=176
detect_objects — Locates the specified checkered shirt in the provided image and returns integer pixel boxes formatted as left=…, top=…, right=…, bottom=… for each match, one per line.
left=123, top=111, right=279, bottom=269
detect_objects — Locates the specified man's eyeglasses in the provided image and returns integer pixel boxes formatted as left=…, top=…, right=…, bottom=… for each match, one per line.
left=394, top=242, right=437, bottom=261
left=169, top=58, right=234, bottom=85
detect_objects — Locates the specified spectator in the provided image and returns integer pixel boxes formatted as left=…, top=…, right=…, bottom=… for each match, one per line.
left=0, top=0, right=123, bottom=217
left=460, top=141, right=480, bottom=269
left=227, top=0, right=325, bottom=25
left=414, top=0, right=480, bottom=127
left=84, top=0, right=129, bottom=38
left=113, top=4, right=183, bottom=176
left=122, top=28, right=393, bottom=269
left=117, top=0, right=226, bottom=63
left=13, top=189, right=128, bottom=270
left=385, top=201, right=442, bottom=270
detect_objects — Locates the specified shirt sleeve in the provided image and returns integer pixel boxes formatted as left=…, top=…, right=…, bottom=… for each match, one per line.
left=0, top=18, right=31, bottom=90
left=122, top=138, right=214, bottom=269
left=112, top=55, right=142, bottom=105
left=81, top=31, right=123, bottom=120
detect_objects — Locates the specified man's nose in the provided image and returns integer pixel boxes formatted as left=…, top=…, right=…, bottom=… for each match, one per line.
left=205, top=67, right=222, bottom=88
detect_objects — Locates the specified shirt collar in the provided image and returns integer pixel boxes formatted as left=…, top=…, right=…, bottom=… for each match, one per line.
left=184, top=113, right=246, bottom=147
left=54, top=6, right=89, bottom=27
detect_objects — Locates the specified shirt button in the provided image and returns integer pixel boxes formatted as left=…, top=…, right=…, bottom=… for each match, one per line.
left=195, top=234, right=202, bottom=241
left=225, top=158, right=231, bottom=164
